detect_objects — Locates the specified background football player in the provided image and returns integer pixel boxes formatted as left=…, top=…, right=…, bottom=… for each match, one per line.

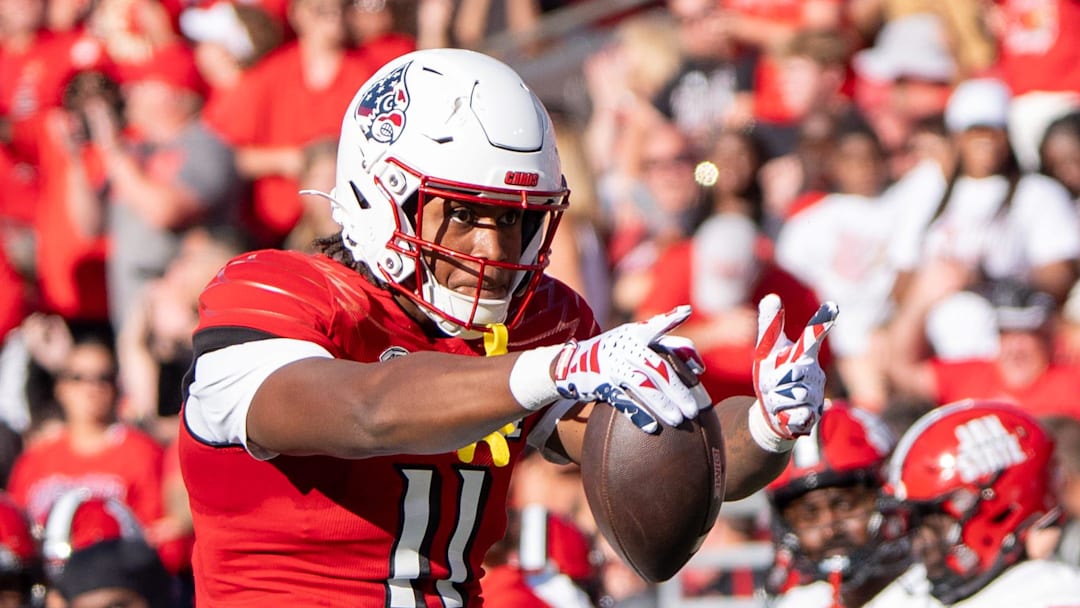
left=883, top=399, right=1080, bottom=607
left=767, top=401, right=924, bottom=608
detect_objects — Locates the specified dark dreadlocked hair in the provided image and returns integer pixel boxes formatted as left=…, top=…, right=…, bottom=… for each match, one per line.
left=312, top=232, right=388, bottom=288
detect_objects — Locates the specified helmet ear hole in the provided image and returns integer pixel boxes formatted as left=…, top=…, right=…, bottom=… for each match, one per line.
left=349, top=181, right=371, bottom=210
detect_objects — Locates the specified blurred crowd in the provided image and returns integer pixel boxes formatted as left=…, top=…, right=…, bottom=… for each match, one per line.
left=1, top=0, right=1080, bottom=606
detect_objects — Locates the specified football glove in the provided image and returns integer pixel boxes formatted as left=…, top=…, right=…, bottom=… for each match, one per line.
left=553, top=306, right=710, bottom=433
left=752, top=294, right=838, bottom=441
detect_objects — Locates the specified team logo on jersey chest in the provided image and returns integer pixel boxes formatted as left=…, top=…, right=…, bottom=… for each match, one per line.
left=379, top=346, right=410, bottom=362
left=356, top=62, right=412, bottom=145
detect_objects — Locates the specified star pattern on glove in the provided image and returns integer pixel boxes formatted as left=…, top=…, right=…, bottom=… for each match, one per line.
left=753, top=294, right=838, bottom=439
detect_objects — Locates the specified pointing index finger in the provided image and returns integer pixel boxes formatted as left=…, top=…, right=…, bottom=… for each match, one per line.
left=642, top=305, right=693, bottom=341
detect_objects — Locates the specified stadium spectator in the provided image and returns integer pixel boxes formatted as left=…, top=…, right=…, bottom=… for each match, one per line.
left=177, top=48, right=838, bottom=604
left=886, top=113, right=951, bottom=182
left=775, top=122, right=895, bottom=411
left=43, top=0, right=95, bottom=33
left=0, top=0, right=105, bottom=181
left=845, top=2, right=993, bottom=79
left=887, top=78, right=1080, bottom=306
left=766, top=401, right=920, bottom=608
left=6, top=335, right=165, bottom=534
left=754, top=29, right=856, bottom=162
left=1039, top=110, right=1080, bottom=198
left=756, top=31, right=866, bottom=223
left=544, top=112, right=611, bottom=328
left=654, top=0, right=754, bottom=149
left=282, top=138, right=340, bottom=252
left=345, top=0, right=417, bottom=68
left=210, top=0, right=378, bottom=248
left=115, top=226, right=250, bottom=441
left=849, top=13, right=955, bottom=171
left=582, top=10, right=681, bottom=176
left=33, top=70, right=117, bottom=325
left=70, top=44, right=243, bottom=333
left=693, top=129, right=770, bottom=235
left=443, top=0, right=542, bottom=52
left=0, top=0, right=105, bottom=291
left=717, top=0, right=843, bottom=141
left=889, top=272, right=1080, bottom=420
left=987, top=0, right=1080, bottom=172
left=178, top=2, right=285, bottom=135
left=882, top=400, right=1080, bottom=606
left=84, top=0, right=177, bottom=67
left=7, top=312, right=75, bottom=441
left=605, top=119, right=708, bottom=321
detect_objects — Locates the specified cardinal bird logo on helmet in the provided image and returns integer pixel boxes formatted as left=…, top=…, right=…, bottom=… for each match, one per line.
left=356, top=62, right=411, bottom=144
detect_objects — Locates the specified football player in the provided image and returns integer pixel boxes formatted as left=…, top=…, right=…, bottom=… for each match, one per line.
left=883, top=399, right=1080, bottom=606
left=767, top=401, right=928, bottom=608
left=178, top=48, right=838, bottom=605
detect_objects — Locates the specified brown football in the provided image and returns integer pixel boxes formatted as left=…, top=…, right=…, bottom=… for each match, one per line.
left=581, top=403, right=726, bottom=583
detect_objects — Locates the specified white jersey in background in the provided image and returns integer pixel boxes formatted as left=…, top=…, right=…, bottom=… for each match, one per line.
left=775, top=192, right=900, bottom=358
left=887, top=160, right=1080, bottom=280
left=772, top=564, right=943, bottom=608
left=950, top=559, right=1080, bottom=608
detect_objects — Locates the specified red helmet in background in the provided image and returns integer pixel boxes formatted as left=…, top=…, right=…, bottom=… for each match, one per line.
left=881, top=399, right=1059, bottom=603
left=41, top=489, right=144, bottom=582
left=765, top=401, right=900, bottom=593
left=767, top=401, right=895, bottom=506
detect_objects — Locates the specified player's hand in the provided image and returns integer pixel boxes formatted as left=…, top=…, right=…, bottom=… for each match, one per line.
left=752, top=294, right=838, bottom=440
left=553, top=306, right=709, bottom=434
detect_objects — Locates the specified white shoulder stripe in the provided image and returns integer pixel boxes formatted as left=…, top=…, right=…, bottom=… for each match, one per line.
left=184, top=338, right=333, bottom=460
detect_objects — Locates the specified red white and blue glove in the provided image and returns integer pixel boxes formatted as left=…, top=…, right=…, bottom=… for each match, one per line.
left=750, top=294, right=838, bottom=451
left=552, top=306, right=711, bottom=434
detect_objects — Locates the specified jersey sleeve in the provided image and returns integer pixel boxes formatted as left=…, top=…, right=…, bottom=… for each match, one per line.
left=183, top=251, right=344, bottom=459
left=194, top=249, right=342, bottom=348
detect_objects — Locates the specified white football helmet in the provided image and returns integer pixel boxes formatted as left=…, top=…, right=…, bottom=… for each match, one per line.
left=326, top=48, right=568, bottom=337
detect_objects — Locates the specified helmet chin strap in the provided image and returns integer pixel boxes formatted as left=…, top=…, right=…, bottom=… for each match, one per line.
left=422, top=271, right=509, bottom=339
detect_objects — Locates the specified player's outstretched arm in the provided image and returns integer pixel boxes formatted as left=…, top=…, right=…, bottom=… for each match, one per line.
left=246, top=351, right=532, bottom=459
left=241, top=307, right=707, bottom=460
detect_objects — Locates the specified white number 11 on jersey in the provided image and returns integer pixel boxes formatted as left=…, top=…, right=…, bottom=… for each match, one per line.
left=387, top=466, right=489, bottom=607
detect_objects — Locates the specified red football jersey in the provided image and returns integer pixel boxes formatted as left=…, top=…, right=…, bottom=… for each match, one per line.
left=7, top=425, right=165, bottom=527
left=179, top=249, right=598, bottom=606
